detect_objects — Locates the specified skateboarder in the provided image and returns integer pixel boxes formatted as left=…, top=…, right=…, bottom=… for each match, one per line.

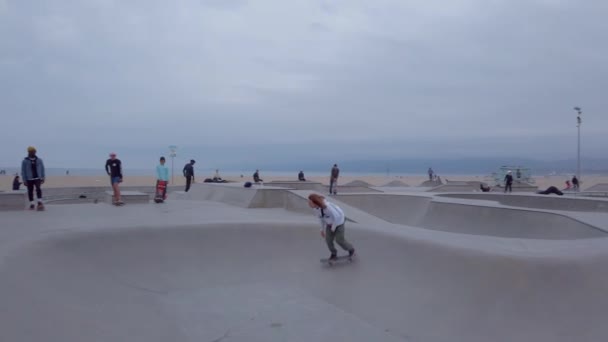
left=308, top=193, right=355, bottom=261
left=329, top=164, right=339, bottom=195
left=21, top=146, right=45, bottom=210
left=105, top=152, right=123, bottom=205
left=183, top=159, right=195, bottom=192
left=156, top=156, right=169, bottom=201
left=504, top=170, right=513, bottom=193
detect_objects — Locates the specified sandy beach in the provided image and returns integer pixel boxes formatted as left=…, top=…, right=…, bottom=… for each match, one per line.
left=2, top=173, right=607, bottom=192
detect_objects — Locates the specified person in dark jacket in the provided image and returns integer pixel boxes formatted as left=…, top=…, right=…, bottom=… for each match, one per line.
left=504, top=170, right=513, bottom=193
left=298, top=170, right=306, bottom=181
left=537, top=186, right=564, bottom=196
left=572, top=175, right=580, bottom=190
left=329, top=164, right=340, bottom=195
left=105, top=152, right=123, bottom=205
left=183, top=160, right=195, bottom=192
left=21, top=146, right=46, bottom=210
left=253, top=169, right=263, bottom=183
left=12, top=175, right=22, bottom=191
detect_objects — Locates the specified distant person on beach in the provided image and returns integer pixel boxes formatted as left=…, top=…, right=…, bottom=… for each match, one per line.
left=105, top=152, right=123, bottom=205
left=12, top=175, right=21, bottom=190
left=66, top=169, right=69, bottom=175
left=298, top=170, right=306, bottom=181
left=565, top=180, right=571, bottom=190
left=329, top=164, right=339, bottom=195
left=516, top=168, right=522, bottom=179
left=480, top=183, right=491, bottom=192
left=253, top=169, right=263, bottom=183
left=504, top=170, right=513, bottom=193
left=572, top=175, right=580, bottom=190
left=308, top=193, right=355, bottom=261
left=428, top=167, right=434, bottom=181
left=183, top=160, right=195, bottom=192
left=21, top=146, right=46, bottom=210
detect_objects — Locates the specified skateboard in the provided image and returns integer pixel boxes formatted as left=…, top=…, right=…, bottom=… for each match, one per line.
left=154, top=180, right=168, bottom=203
left=113, top=201, right=125, bottom=206
left=320, top=254, right=355, bottom=266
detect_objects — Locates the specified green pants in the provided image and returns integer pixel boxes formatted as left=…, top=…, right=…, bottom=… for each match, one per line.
left=325, top=224, right=354, bottom=255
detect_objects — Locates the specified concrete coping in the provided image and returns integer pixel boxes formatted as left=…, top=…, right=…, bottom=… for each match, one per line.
left=104, top=190, right=149, bottom=204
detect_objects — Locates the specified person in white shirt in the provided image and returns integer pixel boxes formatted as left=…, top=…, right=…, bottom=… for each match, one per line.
left=308, top=193, right=355, bottom=261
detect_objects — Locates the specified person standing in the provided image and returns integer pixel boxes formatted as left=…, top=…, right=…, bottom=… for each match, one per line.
left=105, top=152, right=123, bottom=205
left=428, top=167, right=434, bottom=181
left=155, top=156, right=170, bottom=201
left=329, top=164, right=340, bottom=195
left=504, top=170, right=513, bottom=193
left=183, top=159, right=195, bottom=192
left=308, top=193, right=355, bottom=261
left=21, top=146, right=45, bottom=210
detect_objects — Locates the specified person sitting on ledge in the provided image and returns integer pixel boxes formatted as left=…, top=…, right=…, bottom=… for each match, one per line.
left=298, top=170, right=306, bottom=181
left=213, top=169, right=223, bottom=182
left=480, top=183, right=491, bottom=192
left=253, top=169, right=263, bottom=183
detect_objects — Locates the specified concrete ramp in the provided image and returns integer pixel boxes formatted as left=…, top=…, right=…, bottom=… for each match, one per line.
left=0, top=191, right=26, bottom=211
left=3, top=221, right=608, bottom=342
left=263, top=181, right=325, bottom=192
left=174, top=183, right=288, bottom=208
left=337, top=193, right=607, bottom=239
left=585, top=183, right=608, bottom=192
left=437, top=193, right=608, bottom=213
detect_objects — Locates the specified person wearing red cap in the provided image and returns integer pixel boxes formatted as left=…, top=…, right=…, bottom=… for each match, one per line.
left=105, top=152, right=124, bottom=205
left=21, top=146, right=45, bottom=210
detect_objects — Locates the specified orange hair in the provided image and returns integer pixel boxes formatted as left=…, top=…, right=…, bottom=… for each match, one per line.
left=308, top=193, right=326, bottom=208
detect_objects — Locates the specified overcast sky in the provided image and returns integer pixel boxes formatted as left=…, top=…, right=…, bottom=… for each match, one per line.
left=1, top=0, right=606, bottom=169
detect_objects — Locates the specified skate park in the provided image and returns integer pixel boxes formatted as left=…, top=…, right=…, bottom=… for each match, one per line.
left=2, top=181, right=608, bottom=342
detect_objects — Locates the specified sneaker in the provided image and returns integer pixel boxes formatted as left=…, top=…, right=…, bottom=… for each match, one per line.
left=37, top=203, right=45, bottom=211
left=329, top=254, right=337, bottom=261
left=29, top=204, right=35, bottom=210
left=348, top=249, right=355, bottom=257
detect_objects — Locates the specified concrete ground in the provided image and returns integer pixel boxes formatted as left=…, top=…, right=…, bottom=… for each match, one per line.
left=2, top=183, right=608, bottom=342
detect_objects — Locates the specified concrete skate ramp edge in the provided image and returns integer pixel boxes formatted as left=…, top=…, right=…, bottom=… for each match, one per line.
left=174, top=183, right=289, bottom=208
left=3, top=222, right=608, bottom=342
left=337, top=194, right=607, bottom=239
left=437, top=193, right=608, bottom=213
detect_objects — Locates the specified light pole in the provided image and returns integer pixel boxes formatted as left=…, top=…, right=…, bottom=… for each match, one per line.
left=169, top=145, right=178, bottom=185
left=573, top=107, right=582, bottom=182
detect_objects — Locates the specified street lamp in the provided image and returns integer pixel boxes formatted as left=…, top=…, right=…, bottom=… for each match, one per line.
left=573, top=107, right=582, bottom=183
left=169, top=145, right=178, bottom=185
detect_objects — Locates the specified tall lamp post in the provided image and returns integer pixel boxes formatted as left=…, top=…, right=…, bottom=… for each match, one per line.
left=169, top=145, right=178, bottom=185
left=573, top=107, right=582, bottom=182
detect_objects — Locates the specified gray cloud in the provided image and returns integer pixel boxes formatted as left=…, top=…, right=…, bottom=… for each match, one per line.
left=0, top=0, right=606, bottom=168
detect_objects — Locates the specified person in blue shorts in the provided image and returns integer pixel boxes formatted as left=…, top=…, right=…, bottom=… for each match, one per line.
left=105, top=152, right=123, bottom=205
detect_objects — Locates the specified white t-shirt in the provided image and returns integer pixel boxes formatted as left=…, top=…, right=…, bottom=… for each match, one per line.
left=314, top=200, right=345, bottom=231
